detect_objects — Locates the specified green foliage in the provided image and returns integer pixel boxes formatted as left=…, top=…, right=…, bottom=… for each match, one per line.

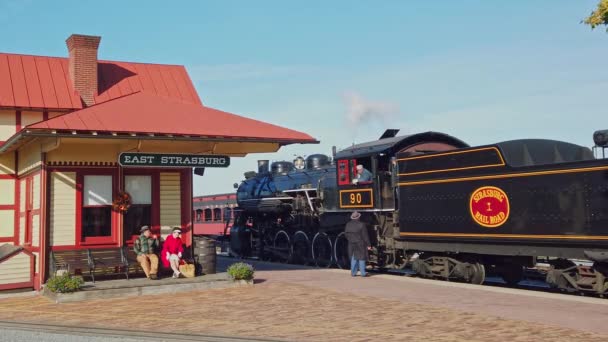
left=227, top=262, right=255, bottom=281
left=583, top=0, right=608, bottom=31
left=46, top=273, right=84, bottom=293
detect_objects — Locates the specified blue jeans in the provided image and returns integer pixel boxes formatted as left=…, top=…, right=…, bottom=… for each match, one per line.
left=350, top=255, right=366, bottom=276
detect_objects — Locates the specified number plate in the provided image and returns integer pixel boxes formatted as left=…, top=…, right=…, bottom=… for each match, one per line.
left=339, top=189, right=374, bottom=208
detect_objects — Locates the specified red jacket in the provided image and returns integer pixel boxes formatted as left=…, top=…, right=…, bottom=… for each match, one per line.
left=161, top=234, right=184, bottom=268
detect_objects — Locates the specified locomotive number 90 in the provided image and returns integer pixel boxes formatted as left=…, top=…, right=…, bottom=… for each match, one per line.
left=339, top=189, right=374, bottom=208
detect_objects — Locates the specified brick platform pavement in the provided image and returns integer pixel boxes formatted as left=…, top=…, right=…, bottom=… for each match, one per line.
left=0, top=260, right=607, bottom=342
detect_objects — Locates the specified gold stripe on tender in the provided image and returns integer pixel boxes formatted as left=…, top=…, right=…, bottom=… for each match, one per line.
left=400, top=232, right=608, bottom=240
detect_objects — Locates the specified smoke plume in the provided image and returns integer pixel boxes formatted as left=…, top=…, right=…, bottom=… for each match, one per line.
left=343, top=91, right=398, bottom=127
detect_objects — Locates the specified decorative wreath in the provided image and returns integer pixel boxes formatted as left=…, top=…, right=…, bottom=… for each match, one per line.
left=112, top=191, right=132, bottom=213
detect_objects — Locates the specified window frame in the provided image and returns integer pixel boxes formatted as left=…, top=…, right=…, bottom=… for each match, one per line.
left=76, top=169, right=118, bottom=246
left=122, top=170, right=160, bottom=246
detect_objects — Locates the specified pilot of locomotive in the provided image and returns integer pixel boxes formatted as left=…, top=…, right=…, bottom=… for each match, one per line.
left=353, top=164, right=373, bottom=184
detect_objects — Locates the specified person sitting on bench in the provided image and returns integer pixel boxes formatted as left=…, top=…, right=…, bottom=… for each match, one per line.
left=161, top=227, right=184, bottom=278
left=134, top=226, right=159, bottom=280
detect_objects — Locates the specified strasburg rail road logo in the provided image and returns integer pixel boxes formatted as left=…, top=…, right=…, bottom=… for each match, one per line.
left=469, top=186, right=510, bottom=228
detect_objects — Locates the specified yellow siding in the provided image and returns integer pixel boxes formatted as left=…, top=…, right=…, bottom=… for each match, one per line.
left=18, top=142, right=42, bottom=176
left=0, top=110, right=16, bottom=142
left=31, top=214, right=39, bottom=247
left=32, top=174, right=40, bottom=210
left=49, top=172, right=76, bottom=246
left=0, top=210, right=14, bottom=238
left=19, top=216, right=24, bottom=245
left=47, top=143, right=119, bottom=164
left=0, top=152, right=15, bottom=175
left=0, top=252, right=31, bottom=285
left=160, top=173, right=181, bottom=238
left=20, top=111, right=43, bottom=127
left=0, top=179, right=14, bottom=205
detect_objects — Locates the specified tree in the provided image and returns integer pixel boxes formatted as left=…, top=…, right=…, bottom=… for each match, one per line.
left=583, top=0, right=608, bottom=31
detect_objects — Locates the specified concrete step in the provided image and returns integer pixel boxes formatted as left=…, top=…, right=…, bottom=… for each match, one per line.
left=42, top=272, right=252, bottom=303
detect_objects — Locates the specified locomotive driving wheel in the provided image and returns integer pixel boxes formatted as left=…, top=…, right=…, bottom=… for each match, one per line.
left=333, top=232, right=350, bottom=269
left=292, top=231, right=311, bottom=265
left=312, top=232, right=333, bottom=268
left=273, top=230, right=292, bottom=263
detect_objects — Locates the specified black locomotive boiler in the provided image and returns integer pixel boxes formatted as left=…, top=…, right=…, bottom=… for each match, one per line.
left=227, top=129, right=608, bottom=295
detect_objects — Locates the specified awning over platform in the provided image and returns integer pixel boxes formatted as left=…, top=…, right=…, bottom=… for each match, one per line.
left=0, top=92, right=318, bottom=153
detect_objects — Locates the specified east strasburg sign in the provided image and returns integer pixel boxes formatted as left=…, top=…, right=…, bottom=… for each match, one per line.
left=119, top=153, right=230, bottom=168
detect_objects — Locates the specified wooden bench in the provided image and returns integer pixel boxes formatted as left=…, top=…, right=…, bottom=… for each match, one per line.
left=122, top=247, right=146, bottom=276
left=50, top=250, right=93, bottom=281
left=89, top=248, right=129, bottom=281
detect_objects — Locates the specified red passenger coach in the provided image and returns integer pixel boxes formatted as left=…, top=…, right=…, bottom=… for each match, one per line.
left=193, top=193, right=238, bottom=237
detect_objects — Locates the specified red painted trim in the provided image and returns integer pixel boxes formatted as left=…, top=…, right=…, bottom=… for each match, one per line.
left=75, top=168, right=119, bottom=247
left=40, top=153, right=48, bottom=288
left=0, top=237, right=14, bottom=242
left=122, top=170, right=159, bottom=243
left=181, top=169, right=192, bottom=247
left=0, top=282, right=33, bottom=291
left=24, top=176, right=32, bottom=245
left=152, top=173, right=160, bottom=235
left=14, top=174, right=20, bottom=246
left=51, top=245, right=121, bottom=251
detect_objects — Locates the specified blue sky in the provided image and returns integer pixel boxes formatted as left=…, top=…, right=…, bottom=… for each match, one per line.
left=1, top=1, right=607, bottom=195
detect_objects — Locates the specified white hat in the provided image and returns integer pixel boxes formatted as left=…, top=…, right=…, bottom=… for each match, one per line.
left=356, top=165, right=363, bottom=170
left=351, top=211, right=361, bottom=219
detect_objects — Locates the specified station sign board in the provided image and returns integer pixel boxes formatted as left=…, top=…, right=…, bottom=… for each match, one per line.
left=118, top=153, right=230, bottom=168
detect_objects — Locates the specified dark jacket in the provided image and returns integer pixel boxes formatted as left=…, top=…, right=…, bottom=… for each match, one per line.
left=344, top=219, right=371, bottom=261
left=134, top=234, right=159, bottom=255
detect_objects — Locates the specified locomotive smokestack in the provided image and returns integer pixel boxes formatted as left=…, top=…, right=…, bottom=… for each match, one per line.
left=257, top=160, right=269, bottom=174
left=332, top=146, right=336, bottom=158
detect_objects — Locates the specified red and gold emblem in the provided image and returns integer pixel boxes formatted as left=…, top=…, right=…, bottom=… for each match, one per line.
left=469, top=186, right=510, bottom=228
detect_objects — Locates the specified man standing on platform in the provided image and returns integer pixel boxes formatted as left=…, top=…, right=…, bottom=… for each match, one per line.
left=344, top=211, right=371, bottom=277
left=134, top=226, right=159, bottom=280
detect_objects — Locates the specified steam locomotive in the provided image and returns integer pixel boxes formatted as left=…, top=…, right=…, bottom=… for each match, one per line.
left=227, top=129, right=608, bottom=295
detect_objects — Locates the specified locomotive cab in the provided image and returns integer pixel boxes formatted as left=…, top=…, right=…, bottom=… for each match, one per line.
left=333, top=130, right=468, bottom=212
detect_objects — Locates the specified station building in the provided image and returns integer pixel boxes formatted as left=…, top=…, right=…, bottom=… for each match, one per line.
left=0, top=34, right=316, bottom=291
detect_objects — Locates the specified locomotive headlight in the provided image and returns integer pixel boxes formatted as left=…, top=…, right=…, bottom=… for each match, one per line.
left=593, top=130, right=608, bottom=147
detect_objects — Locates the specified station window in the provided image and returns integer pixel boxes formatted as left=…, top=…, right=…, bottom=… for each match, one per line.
left=82, top=175, right=113, bottom=243
left=123, top=176, right=152, bottom=242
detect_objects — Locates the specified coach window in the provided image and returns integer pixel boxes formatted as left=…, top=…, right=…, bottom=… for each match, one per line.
left=195, top=209, right=203, bottom=222
left=82, top=175, right=113, bottom=243
left=204, top=209, right=212, bottom=222
left=123, top=176, right=152, bottom=242
left=213, top=208, right=222, bottom=222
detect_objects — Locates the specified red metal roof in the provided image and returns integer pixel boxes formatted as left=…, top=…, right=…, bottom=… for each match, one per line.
left=0, top=53, right=201, bottom=110
left=26, top=92, right=316, bottom=143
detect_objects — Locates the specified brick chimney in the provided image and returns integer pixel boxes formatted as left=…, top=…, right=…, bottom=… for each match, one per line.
left=66, top=34, right=101, bottom=107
